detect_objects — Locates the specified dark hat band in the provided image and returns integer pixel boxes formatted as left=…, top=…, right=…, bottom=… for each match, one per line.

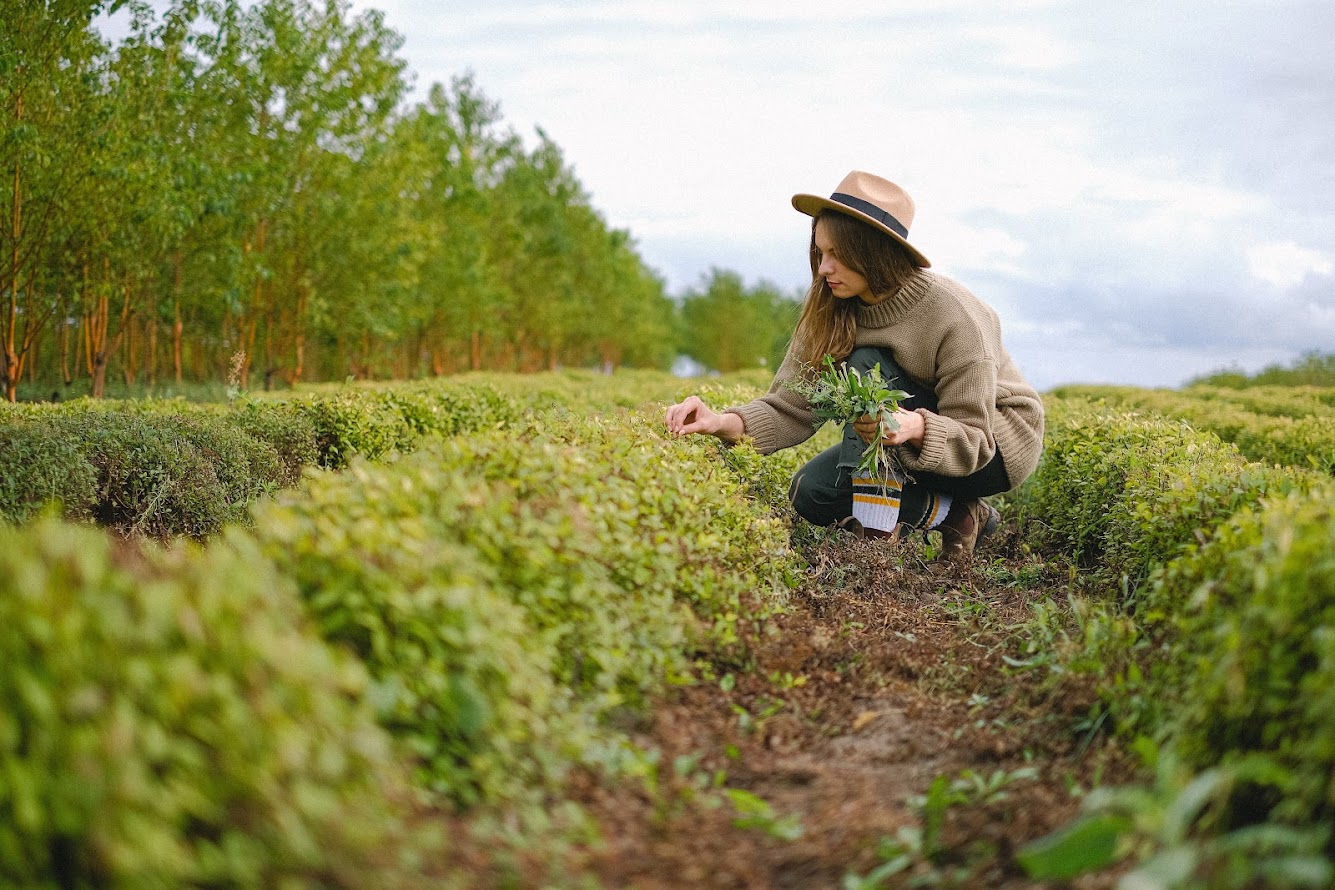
left=830, top=192, right=909, bottom=239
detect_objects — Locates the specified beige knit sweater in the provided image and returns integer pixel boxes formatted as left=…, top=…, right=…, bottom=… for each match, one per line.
left=727, top=270, right=1045, bottom=490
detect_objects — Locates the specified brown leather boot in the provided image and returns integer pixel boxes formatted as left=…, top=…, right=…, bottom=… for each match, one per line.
left=835, top=516, right=909, bottom=541
left=937, top=498, right=999, bottom=562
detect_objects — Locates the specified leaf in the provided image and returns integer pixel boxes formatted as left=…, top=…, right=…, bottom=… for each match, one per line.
left=1017, top=812, right=1130, bottom=879
left=1120, top=846, right=1198, bottom=889
left=851, top=710, right=880, bottom=732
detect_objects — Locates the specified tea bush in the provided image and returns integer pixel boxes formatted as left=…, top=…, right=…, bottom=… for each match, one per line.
left=251, top=407, right=798, bottom=808
left=1144, top=487, right=1335, bottom=824
left=1016, top=395, right=1335, bottom=882
left=228, top=399, right=320, bottom=485
left=0, top=518, right=430, bottom=887
left=1013, top=399, right=1316, bottom=593
left=253, top=457, right=575, bottom=808
left=0, top=416, right=97, bottom=523
left=1049, top=384, right=1335, bottom=475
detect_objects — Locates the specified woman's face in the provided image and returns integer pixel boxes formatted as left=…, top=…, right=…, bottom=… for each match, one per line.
left=814, top=217, right=873, bottom=302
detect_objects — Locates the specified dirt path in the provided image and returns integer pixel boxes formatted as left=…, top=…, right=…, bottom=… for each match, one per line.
left=579, top=526, right=1138, bottom=889
left=459, top=527, right=1136, bottom=888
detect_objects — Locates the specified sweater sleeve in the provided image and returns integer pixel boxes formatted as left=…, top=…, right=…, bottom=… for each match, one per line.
left=898, top=356, right=999, bottom=478
left=723, top=337, right=823, bottom=455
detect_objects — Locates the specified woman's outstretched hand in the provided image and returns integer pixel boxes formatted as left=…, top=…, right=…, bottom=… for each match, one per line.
left=665, top=395, right=745, bottom=443
left=853, top=408, right=925, bottom=447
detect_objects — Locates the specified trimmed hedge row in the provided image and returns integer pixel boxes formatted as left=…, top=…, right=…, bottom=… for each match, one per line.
left=1049, top=384, right=1335, bottom=475
left=1014, top=394, right=1335, bottom=877
left=0, top=519, right=433, bottom=888
left=1, top=371, right=774, bottom=538
left=1012, top=398, right=1319, bottom=591
left=1, top=392, right=802, bottom=884
left=251, top=408, right=798, bottom=808
left=0, top=381, right=527, bottom=536
left=1144, top=489, right=1335, bottom=828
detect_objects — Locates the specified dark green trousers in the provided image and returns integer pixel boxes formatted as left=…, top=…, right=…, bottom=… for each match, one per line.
left=787, top=346, right=1010, bottom=528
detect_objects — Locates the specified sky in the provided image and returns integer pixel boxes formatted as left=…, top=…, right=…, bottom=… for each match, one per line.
left=110, top=0, right=1335, bottom=390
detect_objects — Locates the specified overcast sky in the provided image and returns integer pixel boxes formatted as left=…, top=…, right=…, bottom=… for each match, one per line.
left=109, top=0, right=1335, bottom=389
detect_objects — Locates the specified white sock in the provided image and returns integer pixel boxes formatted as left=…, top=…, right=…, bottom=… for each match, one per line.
left=923, top=493, right=953, bottom=530
left=851, top=473, right=903, bottom=533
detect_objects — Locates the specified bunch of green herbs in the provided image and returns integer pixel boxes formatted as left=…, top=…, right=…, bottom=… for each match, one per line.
left=788, top=355, right=910, bottom=480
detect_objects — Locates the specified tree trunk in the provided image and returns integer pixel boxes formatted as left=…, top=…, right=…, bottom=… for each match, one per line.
left=286, top=284, right=306, bottom=386
left=3, top=93, right=23, bottom=402
left=240, top=218, right=267, bottom=390
left=471, top=328, right=482, bottom=371
left=147, top=315, right=157, bottom=386
left=88, top=264, right=132, bottom=399
left=121, top=302, right=137, bottom=386
left=59, top=315, right=71, bottom=385
left=173, top=251, right=183, bottom=383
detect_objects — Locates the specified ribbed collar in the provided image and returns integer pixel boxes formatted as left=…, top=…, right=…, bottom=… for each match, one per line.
left=855, top=270, right=934, bottom=329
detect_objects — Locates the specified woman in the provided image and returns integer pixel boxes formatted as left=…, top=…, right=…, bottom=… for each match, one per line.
left=665, top=170, right=1045, bottom=561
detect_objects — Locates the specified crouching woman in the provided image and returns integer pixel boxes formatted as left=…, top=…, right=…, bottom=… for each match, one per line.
left=665, top=170, right=1045, bottom=561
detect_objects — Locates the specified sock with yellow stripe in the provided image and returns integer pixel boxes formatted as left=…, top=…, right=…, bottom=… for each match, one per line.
left=850, top=472, right=904, bottom=533
left=898, top=486, right=953, bottom=530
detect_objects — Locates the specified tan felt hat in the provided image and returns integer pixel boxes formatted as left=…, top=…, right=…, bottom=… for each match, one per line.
left=792, top=170, right=931, bottom=268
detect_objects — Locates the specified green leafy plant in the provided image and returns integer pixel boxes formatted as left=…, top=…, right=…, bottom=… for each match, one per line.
left=788, top=355, right=910, bottom=481
left=1018, top=744, right=1332, bottom=888
left=843, top=767, right=1038, bottom=888
left=0, top=518, right=429, bottom=887
left=725, top=788, right=804, bottom=841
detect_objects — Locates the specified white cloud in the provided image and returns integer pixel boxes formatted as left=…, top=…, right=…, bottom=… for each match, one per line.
left=962, top=23, right=1078, bottom=71
left=1247, top=241, right=1334, bottom=289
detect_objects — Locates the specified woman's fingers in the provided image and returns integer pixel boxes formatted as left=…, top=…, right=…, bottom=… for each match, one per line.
left=852, top=414, right=878, bottom=443
left=666, top=395, right=708, bottom=436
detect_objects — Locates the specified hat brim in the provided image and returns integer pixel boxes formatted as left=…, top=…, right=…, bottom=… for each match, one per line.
left=792, top=193, right=931, bottom=268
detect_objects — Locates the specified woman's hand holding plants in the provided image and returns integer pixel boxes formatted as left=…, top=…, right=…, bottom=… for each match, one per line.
left=787, top=355, right=911, bottom=480
left=854, top=407, right=924, bottom=448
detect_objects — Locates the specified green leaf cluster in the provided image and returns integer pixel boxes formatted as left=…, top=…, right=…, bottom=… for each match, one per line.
left=1050, top=384, right=1335, bottom=476
left=1011, top=398, right=1317, bottom=589
left=0, top=518, right=430, bottom=887
left=1010, top=391, right=1335, bottom=884
left=787, top=355, right=909, bottom=480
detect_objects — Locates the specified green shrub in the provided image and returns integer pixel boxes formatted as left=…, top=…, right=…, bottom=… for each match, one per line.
left=175, top=413, right=284, bottom=510
left=253, top=459, right=575, bottom=808
left=294, top=391, right=421, bottom=468
left=0, top=518, right=429, bottom=888
left=0, top=417, right=97, bottom=524
left=228, top=400, right=320, bottom=486
left=1047, top=385, right=1335, bottom=475
left=1146, top=487, right=1335, bottom=826
left=251, top=407, right=798, bottom=808
left=1014, top=401, right=1313, bottom=594
left=59, top=411, right=235, bottom=538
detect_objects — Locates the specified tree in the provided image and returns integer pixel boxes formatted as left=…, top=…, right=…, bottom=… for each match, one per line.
left=0, top=0, right=120, bottom=401
left=679, top=269, right=801, bottom=373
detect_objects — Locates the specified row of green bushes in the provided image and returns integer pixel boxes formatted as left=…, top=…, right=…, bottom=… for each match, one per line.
left=0, top=396, right=800, bottom=886
left=0, top=520, right=433, bottom=887
left=1, top=370, right=772, bottom=538
left=0, top=382, right=526, bottom=536
left=1051, top=384, right=1335, bottom=475
left=1013, top=395, right=1335, bottom=882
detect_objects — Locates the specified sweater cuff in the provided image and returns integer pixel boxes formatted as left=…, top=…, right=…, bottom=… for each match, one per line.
left=726, top=403, right=780, bottom=454
left=903, top=408, right=947, bottom=473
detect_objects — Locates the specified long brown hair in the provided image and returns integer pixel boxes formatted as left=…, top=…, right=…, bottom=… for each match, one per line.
left=792, top=210, right=921, bottom=368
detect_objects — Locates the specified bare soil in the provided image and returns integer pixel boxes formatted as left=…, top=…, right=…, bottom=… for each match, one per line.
left=453, top=523, right=1137, bottom=889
